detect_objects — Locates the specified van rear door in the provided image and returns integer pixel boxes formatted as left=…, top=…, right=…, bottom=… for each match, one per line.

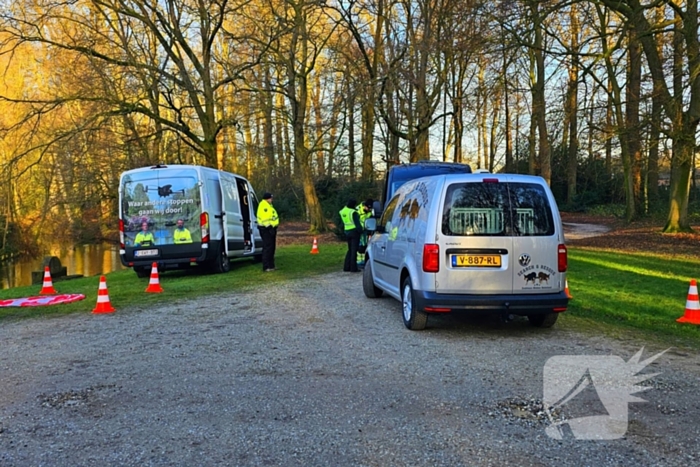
left=435, top=179, right=513, bottom=294
left=507, top=182, right=561, bottom=294
left=219, top=171, right=243, bottom=256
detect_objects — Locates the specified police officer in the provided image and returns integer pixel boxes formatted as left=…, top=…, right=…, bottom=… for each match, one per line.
left=256, top=192, right=279, bottom=272
left=339, top=198, right=361, bottom=272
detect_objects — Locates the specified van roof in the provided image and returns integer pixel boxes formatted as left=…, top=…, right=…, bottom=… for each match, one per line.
left=388, top=161, right=472, bottom=178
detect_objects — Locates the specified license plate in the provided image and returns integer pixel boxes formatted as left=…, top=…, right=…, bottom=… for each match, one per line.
left=134, top=249, right=158, bottom=258
left=452, top=254, right=501, bottom=267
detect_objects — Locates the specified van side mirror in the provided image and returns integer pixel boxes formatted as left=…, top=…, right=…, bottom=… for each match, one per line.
left=372, top=200, right=383, bottom=219
left=364, top=218, right=377, bottom=232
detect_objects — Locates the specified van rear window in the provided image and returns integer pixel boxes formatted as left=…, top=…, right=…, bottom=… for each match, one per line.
left=441, top=182, right=554, bottom=236
left=122, top=169, right=202, bottom=246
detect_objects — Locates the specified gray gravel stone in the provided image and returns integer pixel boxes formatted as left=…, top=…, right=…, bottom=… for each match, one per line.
left=0, top=272, right=698, bottom=466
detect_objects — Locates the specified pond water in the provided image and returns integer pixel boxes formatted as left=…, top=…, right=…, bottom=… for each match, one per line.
left=0, top=243, right=126, bottom=290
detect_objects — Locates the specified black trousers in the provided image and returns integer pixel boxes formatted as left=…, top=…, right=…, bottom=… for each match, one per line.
left=259, top=226, right=277, bottom=270
left=343, top=229, right=360, bottom=272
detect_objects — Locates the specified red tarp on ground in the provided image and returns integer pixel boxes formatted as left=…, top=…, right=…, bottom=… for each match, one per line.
left=0, top=294, right=86, bottom=307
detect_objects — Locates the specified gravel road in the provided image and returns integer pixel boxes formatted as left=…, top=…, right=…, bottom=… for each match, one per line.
left=1, top=272, right=699, bottom=467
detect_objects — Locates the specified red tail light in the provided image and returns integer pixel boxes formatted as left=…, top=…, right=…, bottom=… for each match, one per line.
left=423, top=244, right=440, bottom=273
left=119, top=219, right=125, bottom=249
left=558, top=244, right=567, bottom=272
left=200, top=212, right=210, bottom=243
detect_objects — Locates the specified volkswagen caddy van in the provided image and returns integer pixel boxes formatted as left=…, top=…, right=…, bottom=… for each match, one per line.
left=363, top=173, right=568, bottom=330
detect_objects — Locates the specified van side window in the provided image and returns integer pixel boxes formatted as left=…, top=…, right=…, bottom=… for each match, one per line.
left=380, top=195, right=400, bottom=228
left=506, top=183, right=554, bottom=236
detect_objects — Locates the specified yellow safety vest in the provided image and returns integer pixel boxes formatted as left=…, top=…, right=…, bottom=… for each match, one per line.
left=134, top=232, right=155, bottom=246
left=257, top=199, right=279, bottom=227
left=173, top=227, right=193, bottom=244
left=339, top=206, right=357, bottom=231
left=357, top=206, right=371, bottom=228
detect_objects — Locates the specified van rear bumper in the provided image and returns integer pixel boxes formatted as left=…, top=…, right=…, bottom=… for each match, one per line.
left=414, top=290, right=569, bottom=315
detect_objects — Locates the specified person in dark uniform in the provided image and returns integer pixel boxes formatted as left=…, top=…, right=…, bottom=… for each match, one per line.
left=339, top=198, right=361, bottom=272
left=256, top=192, right=279, bottom=272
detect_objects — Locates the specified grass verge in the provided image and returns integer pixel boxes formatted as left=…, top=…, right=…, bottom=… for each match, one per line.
left=564, top=247, right=700, bottom=349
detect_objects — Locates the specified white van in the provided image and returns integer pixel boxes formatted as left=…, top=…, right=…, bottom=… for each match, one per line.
left=363, top=173, right=569, bottom=330
left=118, top=165, right=262, bottom=277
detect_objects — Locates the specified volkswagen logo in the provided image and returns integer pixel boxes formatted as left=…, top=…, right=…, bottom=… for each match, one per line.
left=519, top=254, right=531, bottom=267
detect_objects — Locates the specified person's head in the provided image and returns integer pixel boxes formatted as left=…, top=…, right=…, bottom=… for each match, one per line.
left=141, top=222, right=149, bottom=231
left=263, top=192, right=273, bottom=203
left=347, top=198, right=357, bottom=209
left=363, top=199, right=374, bottom=211
left=176, top=219, right=184, bottom=228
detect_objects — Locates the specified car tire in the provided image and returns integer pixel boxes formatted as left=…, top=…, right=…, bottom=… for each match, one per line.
left=211, top=245, right=231, bottom=274
left=362, top=261, right=383, bottom=298
left=134, top=267, right=150, bottom=279
left=402, top=276, right=427, bottom=330
left=528, top=313, right=559, bottom=328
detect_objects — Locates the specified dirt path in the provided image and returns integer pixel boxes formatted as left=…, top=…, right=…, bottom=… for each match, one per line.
left=563, top=222, right=612, bottom=241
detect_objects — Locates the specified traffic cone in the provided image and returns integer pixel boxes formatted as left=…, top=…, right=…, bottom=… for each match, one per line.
left=92, top=276, right=116, bottom=314
left=565, top=279, right=573, bottom=299
left=39, top=266, right=58, bottom=295
left=310, top=237, right=319, bottom=255
left=145, top=262, right=164, bottom=293
left=677, top=279, right=700, bottom=325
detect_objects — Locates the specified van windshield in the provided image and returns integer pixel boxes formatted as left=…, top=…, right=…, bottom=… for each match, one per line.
left=121, top=168, right=202, bottom=246
left=441, top=182, right=554, bottom=236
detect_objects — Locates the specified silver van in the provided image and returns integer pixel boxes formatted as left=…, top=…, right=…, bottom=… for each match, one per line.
left=363, top=173, right=569, bottom=330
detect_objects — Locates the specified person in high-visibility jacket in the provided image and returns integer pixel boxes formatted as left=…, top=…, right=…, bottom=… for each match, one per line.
left=356, top=199, right=373, bottom=268
left=134, top=222, right=155, bottom=247
left=173, top=218, right=193, bottom=244
left=256, top=192, right=279, bottom=272
left=339, top=198, right=362, bottom=272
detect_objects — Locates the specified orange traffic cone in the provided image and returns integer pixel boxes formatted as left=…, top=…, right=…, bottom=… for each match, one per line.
left=92, top=276, right=116, bottom=314
left=39, top=266, right=58, bottom=295
left=565, top=279, right=573, bottom=299
left=310, top=237, right=319, bottom=255
left=677, top=279, right=700, bottom=325
left=145, top=262, right=164, bottom=293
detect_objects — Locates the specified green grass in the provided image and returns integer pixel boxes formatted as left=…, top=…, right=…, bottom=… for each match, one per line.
left=565, top=248, right=700, bottom=348
left=3, top=243, right=700, bottom=350
left=0, top=243, right=346, bottom=322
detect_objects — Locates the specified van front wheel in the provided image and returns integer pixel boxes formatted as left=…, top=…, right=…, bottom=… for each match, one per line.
left=528, top=313, right=558, bottom=328
left=402, top=277, right=427, bottom=330
left=362, top=261, right=383, bottom=298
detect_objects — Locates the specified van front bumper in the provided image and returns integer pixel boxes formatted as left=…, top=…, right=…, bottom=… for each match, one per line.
left=414, top=290, right=569, bottom=315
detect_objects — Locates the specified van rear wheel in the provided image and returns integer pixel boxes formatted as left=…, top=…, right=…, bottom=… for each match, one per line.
left=211, top=245, right=231, bottom=274
left=362, top=261, right=383, bottom=298
left=528, top=313, right=558, bottom=328
left=134, top=267, right=150, bottom=278
left=402, top=277, right=427, bottom=330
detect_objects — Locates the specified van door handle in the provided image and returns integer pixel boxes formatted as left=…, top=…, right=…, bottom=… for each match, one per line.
left=381, top=246, right=386, bottom=250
